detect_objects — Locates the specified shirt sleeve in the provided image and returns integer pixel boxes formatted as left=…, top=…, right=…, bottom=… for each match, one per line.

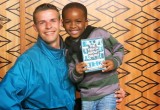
left=68, top=59, right=84, bottom=84
left=0, top=56, right=28, bottom=109
left=104, top=35, right=124, bottom=69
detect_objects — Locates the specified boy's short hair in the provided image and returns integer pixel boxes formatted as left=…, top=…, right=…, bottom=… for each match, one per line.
left=62, top=2, right=87, bottom=20
left=33, top=3, right=60, bottom=24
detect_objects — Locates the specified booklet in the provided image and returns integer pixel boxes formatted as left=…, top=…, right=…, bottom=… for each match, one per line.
left=81, top=38, right=105, bottom=73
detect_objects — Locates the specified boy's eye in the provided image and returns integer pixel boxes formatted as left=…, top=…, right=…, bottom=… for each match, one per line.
left=64, top=20, right=70, bottom=23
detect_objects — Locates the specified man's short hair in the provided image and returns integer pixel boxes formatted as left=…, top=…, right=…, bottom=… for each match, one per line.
left=33, top=3, right=60, bottom=24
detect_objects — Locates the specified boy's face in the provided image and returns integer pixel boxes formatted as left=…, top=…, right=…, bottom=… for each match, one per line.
left=33, top=9, right=62, bottom=47
left=62, top=8, right=88, bottom=39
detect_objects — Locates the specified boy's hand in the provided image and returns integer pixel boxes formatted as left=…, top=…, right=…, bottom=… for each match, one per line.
left=102, top=60, right=114, bottom=72
left=115, top=88, right=126, bottom=104
left=76, top=62, right=87, bottom=74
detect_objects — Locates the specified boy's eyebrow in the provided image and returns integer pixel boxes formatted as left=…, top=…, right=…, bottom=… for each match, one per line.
left=63, top=19, right=70, bottom=21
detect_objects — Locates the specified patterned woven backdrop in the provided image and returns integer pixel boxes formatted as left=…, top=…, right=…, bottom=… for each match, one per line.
left=0, top=0, right=159, bottom=110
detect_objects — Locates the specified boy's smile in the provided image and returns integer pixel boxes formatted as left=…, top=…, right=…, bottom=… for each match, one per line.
left=70, top=30, right=79, bottom=35
left=62, top=8, right=88, bottom=39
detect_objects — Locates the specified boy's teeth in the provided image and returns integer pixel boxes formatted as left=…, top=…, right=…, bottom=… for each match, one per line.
left=71, top=31, right=78, bottom=34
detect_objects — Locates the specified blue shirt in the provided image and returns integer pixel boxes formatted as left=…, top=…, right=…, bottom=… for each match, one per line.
left=0, top=37, right=75, bottom=110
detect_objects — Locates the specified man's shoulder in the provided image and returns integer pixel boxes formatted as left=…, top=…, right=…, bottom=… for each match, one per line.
left=19, top=45, right=40, bottom=60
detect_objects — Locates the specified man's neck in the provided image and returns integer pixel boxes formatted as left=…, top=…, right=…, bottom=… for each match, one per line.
left=49, top=37, right=60, bottom=49
left=50, top=43, right=60, bottom=49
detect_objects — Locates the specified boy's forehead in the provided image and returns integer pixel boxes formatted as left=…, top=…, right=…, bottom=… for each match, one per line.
left=65, top=8, right=83, bottom=14
left=66, top=7, right=80, bottom=11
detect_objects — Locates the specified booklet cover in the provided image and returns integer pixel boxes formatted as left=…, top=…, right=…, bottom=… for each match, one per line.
left=81, top=38, right=105, bottom=73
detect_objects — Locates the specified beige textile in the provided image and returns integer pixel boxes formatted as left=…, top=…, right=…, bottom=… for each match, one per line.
left=0, top=19, right=3, bottom=29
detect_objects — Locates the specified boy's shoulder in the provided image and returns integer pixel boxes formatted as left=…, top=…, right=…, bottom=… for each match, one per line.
left=89, top=27, right=111, bottom=39
left=94, top=27, right=109, bottom=33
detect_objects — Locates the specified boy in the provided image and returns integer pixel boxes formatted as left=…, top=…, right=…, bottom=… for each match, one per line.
left=62, top=2, right=124, bottom=110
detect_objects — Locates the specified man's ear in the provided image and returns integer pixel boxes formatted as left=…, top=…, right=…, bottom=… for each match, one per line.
left=60, top=19, right=63, bottom=27
left=33, top=24, right=37, bottom=32
left=61, top=19, right=64, bottom=27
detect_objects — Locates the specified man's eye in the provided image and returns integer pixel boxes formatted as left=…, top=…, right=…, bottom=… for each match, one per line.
left=51, top=19, right=56, bottom=22
left=38, top=22, right=44, bottom=24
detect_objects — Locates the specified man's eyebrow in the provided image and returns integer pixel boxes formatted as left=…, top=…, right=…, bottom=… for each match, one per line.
left=36, top=20, right=45, bottom=23
left=51, top=18, right=58, bottom=20
left=37, top=18, right=58, bottom=22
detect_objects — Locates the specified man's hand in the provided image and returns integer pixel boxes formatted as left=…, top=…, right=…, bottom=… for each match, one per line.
left=115, top=88, right=126, bottom=104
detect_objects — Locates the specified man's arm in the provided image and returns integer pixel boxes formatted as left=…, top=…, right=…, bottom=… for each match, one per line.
left=0, top=57, right=28, bottom=109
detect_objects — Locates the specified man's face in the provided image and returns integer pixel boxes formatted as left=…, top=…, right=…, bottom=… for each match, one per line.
left=62, top=8, right=88, bottom=39
left=33, top=9, right=62, bottom=47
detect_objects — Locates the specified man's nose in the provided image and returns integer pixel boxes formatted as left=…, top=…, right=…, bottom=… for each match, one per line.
left=46, top=22, right=52, bottom=29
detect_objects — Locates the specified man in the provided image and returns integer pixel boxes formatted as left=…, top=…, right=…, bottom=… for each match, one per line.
left=0, top=3, right=125, bottom=110
left=0, top=3, right=75, bottom=110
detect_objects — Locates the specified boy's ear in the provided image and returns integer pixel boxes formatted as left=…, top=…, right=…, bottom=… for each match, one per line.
left=85, top=19, right=88, bottom=27
left=86, top=19, right=88, bottom=22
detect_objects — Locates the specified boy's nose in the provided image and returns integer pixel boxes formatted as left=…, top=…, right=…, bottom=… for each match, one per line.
left=71, top=22, right=76, bottom=28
